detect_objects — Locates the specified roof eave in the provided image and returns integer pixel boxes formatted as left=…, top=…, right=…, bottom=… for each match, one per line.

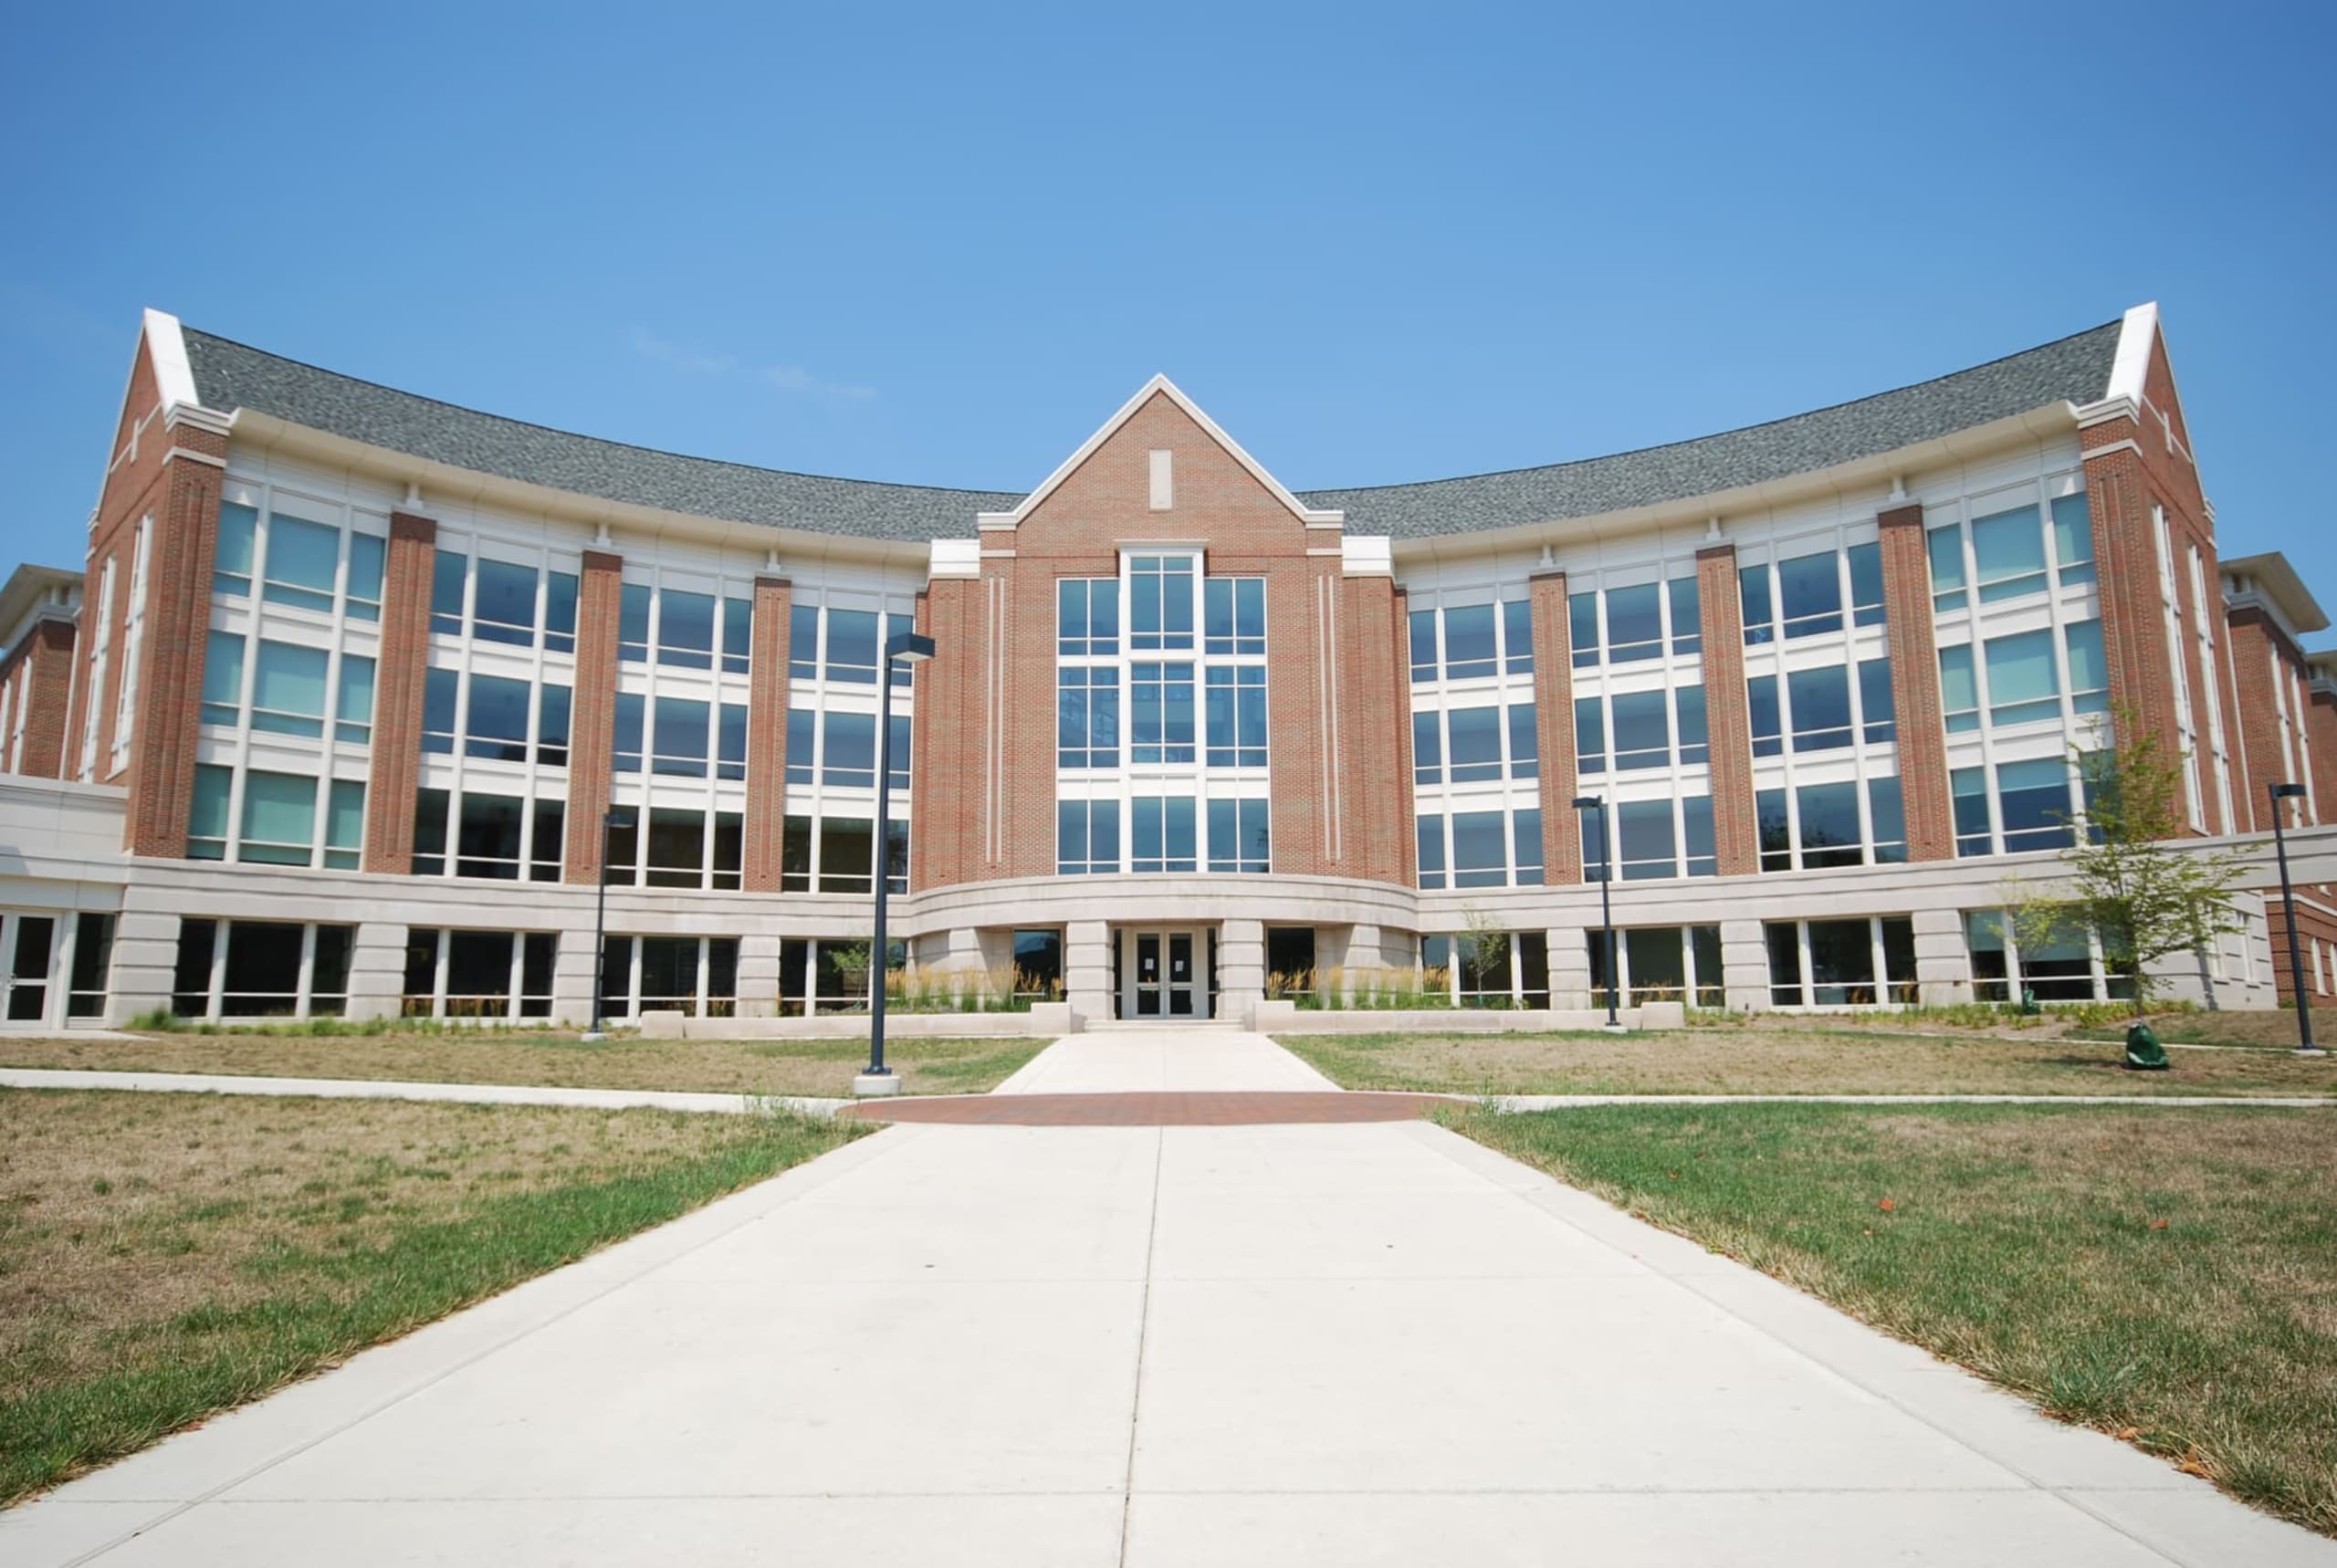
left=1383, top=400, right=2085, bottom=564
left=225, top=410, right=957, bottom=570
left=2222, top=551, right=2331, bottom=636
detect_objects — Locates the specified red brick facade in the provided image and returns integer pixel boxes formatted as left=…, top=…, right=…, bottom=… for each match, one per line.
left=1526, top=570, right=1582, bottom=883
left=74, top=329, right=234, bottom=859
left=0, top=620, right=79, bottom=778
left=1695, top=542, right=1760, bottom=875
left=742, top=574, right=794, bottom=891
left=2310, top=685, right=2337, bottom=823
left=561, top=550, right=624, bottom=883
left=1878, top=502, right=1954, bottom=860
left=2081, top=329, right=2237, bottom=835
left=363, top=511, right=436, bottom=873
left=911, top=573, right=990, bottom=888
left=916, top=391, right=1411, bottom=891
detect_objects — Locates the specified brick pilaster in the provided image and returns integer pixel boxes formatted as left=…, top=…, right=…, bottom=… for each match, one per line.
left=742, top=574, right=793, bottom=891
left=1695, top=542, right=1759, bottom=875
left=1, top=620, right=79, bottom=778
left=2310, top=686, right=2337, bottom=824
left=563, top=549, right=624, bottom=883
left=1527, top=571, right=1582, bottom=883
left=120, top=434, right=225, bottom=858
left=1337, top=571, right=1410, bottom=885
left=1877, top=503, right=1954, bottom=860
left=363, top=511, right=436, bottom=873
left=912, top=574, right=988, bottom=891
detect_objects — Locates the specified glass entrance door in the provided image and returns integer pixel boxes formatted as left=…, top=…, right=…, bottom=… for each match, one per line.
left=1135, top=933, right=1164, bottom=1017
left=1122, top=927, right=1210, bottom=1020
left=4, top=915, right=56, bottom=1024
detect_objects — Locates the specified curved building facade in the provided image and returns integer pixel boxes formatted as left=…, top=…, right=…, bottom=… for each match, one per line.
left=2, top=303, right=2332, bottom=1028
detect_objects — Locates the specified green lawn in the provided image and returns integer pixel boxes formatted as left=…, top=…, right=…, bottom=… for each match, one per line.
left=1449, top=1101, right=2337, bottom=1537
left=0, top=1088, right=862, bottom=1507
left=1278, top=1022, right=2337, bottom=1098
left=0, top=1029, right=1049, bottom=1098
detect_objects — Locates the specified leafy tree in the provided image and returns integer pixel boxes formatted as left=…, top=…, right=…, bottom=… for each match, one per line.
left=2007, top=708, right=2255, bottom=1017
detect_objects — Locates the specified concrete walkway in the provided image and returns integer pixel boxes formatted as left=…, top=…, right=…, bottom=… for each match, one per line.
left=5, top=1030, right=2332, bottom=1565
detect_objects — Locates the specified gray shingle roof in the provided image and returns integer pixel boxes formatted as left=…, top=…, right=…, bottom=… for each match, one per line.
left=183, top=319, right=2122, bottom=545
left=183, top=330, right=1023, bottom=542
left=1295, top=320, right=2122, bottom=537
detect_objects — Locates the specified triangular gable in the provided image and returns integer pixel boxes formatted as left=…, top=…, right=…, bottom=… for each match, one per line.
left=978, top=373, right=1342, bottom=529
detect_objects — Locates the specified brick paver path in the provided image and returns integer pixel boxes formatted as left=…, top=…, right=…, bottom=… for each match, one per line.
left=845, top=1089, right=1446, bottom=1125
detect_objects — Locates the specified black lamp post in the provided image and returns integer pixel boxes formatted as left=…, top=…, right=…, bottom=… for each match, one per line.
left=1573, top=794, right=1619, bottom=1029
left=584, top=804, right=637, bottom=1040
left=2269, top=782, right=2322, bottom=1057
left=860, top=630, right=936, bottom=1092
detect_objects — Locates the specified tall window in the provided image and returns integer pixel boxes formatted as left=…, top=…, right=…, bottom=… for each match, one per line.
left=213, top=491, right=387, bottom=622
left=433, top=551, right=582, bottom=653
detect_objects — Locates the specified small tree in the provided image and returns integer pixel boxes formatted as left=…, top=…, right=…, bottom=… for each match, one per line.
left=2008, top=708, right=2255, bottom=1018
left=1459, top=906, right=1514, bottom=1009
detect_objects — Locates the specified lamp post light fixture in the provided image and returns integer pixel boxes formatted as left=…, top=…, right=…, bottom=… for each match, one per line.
left=583, top=804, right=638, bottom=1041
left=2268, top=782, right=2322, bottom=1057
left=1572, top=795, right=1621, bottom=1030
left=856, top=630, right=937, bottom=1096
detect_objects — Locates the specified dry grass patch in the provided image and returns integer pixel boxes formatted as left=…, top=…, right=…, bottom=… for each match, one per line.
left=1451, top=1102, right=2337, bottom=1536
left=1280, top=1021, right=2337, bottom=1098
left=0, top=1088, right=859, bottom=1506
left=0, top=1030, right=1046, bottom=1098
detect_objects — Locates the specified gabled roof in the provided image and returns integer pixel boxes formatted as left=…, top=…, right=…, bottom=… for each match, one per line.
left=982, top=374, right=1339, bottom=528
left=177, top=316, right=2127, bottom=544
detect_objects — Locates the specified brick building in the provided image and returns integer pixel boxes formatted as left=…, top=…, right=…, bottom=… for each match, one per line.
left=0, top=302, right=2331, bottom=1028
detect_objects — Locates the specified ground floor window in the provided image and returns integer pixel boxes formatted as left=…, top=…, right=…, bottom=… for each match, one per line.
left=1586, top=924, right=1724, bottom=1007
left=1965, top=910, right=2134, bottom=1003
left=1011, top=929, right=1064, bottom=1001
left=601, top=936, right=739, bottom=1019
left=403, top=928, right=558, bottom=1019
left=172, top=918, right=354, bottom=1019
left=1421, top=930, right=1550, bottom=1009
left=67, top=913, right=114, bottom=1018
left=5, top=913, right=57, bottom=1021
left=776, top=936, right=874, bottom=1015
left=1765, top=916, right=1917, bottom=1007
left=1265, top=925, right=1316, bottom=998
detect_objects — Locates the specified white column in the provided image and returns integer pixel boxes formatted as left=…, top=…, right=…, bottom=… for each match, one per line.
left=1546, top=925, right=1595, bottom=1010
left=1218, top=917, right=1265, bottom=1022
left=1064, top=919, right=1112, bottom=1026
left=344, top=922, right=407, bottom=1021
left=552, top=927, right=602, bottom=1027
left=1721, top=918, right=1771, bottom=1012
left=737, top=932, right=781, bottom=1018
left=1911, top=908, right=1971, bottom=1006
left=105, top=908, right=180, bottom=1024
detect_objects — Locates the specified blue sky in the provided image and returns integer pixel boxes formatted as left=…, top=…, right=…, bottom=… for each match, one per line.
left=4, top=2, right=2331, bottom=639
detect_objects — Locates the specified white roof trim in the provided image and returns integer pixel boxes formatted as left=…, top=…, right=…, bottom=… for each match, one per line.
left=142, top=308, right=198, bottom=411
left=996, top=373, right=1343, bottom=528
left=2104, top=301, right=2157, bottom=408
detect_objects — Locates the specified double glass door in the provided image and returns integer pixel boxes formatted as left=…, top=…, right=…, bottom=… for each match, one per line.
left=3, top=914, right=55, bottom=1024
left=1125, top=928, right=1209, bottom=1019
